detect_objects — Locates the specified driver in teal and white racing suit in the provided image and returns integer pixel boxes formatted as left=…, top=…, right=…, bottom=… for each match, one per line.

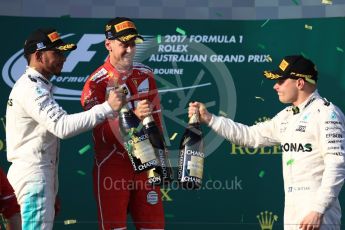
left=189, top=55, right=345, bottom=230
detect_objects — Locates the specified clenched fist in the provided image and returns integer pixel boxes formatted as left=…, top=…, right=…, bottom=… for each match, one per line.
left=188, top=101, right=212, bottom=124
left=134, top=99, right=152, bottom=120
left=107, top=88, right=125, bottom=111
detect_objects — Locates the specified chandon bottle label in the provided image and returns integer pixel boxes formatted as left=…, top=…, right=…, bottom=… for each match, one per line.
left=178, top=113, right=204, bottom=189
left=143, top=116, right=174, bottom=186
left=119, top=106, right=159, bottom=173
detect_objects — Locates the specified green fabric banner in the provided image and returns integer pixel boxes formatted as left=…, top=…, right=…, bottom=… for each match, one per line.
left=0, top=16, right=344, bottom=229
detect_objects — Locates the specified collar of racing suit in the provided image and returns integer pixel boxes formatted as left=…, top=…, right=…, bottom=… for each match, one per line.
left=25, top=66, right=53, bottom=90
left=291, top=90, right=319, bottom=115
left=103, top=57, right=131, bottom=83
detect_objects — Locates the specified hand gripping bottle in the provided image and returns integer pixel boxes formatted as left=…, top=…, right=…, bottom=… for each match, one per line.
left=119, top=104, right=159, bottom=173
left=178, top=112, right=205, bottom=189
left=143, top=115, right=174, bottom=186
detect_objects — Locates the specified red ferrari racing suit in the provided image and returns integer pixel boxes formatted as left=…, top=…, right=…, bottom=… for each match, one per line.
left=81, top=57, right=164, bottom=230
left=0, top=168, right=20, bottom=222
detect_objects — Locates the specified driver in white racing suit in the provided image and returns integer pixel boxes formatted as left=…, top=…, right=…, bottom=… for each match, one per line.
left=189, top=55, right=345, bottom=230
left=5, top=28, right=124, bottom=230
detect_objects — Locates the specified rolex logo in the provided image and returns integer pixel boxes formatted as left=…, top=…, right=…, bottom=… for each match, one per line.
left=257, top=211, right=278, bottom=230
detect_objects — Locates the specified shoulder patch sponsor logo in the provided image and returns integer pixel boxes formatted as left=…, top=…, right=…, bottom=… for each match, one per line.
left=330, top=111, right=337, bottom=120
left=35, top=86, right=48, bottom=96
left=303, top=113, right=310, bottom=121
left=295, top=125, right=306, bottom=132
left=28, top=75, right=37, bottom=83
left=91, top=68, right=107, bottom=82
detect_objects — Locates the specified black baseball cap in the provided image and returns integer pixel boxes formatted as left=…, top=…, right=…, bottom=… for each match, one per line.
left=104, top=17, right=144, bottom=43
left=263, top=55, right=318, bottom=84
left=24, top=28, right=77, bottom=55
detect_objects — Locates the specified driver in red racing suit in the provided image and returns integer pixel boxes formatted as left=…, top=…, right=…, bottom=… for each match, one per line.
left=81, top=17, right=164, bottom=230
left=0, top=167, right=21, bottom=230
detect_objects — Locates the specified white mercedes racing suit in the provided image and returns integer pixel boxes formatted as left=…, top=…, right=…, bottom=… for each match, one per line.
left=6, top=67, right=114, bottom=230
left=209, top=91, right=345, bottom=230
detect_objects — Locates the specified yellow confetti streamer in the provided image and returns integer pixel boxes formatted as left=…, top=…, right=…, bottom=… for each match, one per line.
left=219, top=110, right=228, bottom=117
left=255, top=96, right=265, bottom=102
left=304, top=24, right=313, bottom=30
left=322, top=0, right=332, bottom=4
left=64, top=219, right=77, bottom=225
left=170, top=133, right=178, bottom=140
left=266, top=55, right=272, bottom=62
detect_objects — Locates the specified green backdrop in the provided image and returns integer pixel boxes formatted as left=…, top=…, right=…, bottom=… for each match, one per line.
left=0, top=16, right=345, bottom=229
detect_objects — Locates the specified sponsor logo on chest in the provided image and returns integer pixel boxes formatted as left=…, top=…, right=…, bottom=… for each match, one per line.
left=281, top=143, right=312, bottom=152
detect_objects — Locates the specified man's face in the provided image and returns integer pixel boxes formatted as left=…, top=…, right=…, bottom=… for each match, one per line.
left=273, top=78, right=299, bottom=104
left=106, top=38, right=136, bottom=71
left=39, top=50, right=66, bottom=77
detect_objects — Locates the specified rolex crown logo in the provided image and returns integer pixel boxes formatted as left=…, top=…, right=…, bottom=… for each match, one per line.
left=256, top=211, right=278, bottom=230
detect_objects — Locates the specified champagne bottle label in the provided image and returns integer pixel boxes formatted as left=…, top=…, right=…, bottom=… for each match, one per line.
left=177, top=148, right=184, bottom=181
left=157, top=149, right=168, bottom=178
left=131, top=137, right=156, bottom=162
left=178, top=113, right=204, bottom=189
left=147, top=149, right=174, bottom=186
left=187, top=155, right=204, bottom=178
left=180, top=148, right=204, bottom=184
left=147, top=168, right=162, bottom=185
left=124, top=131, right=158, bottom=172
left=143, top=116, right=174, bottom=185
left=120, top=107, right=159, bottom=173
